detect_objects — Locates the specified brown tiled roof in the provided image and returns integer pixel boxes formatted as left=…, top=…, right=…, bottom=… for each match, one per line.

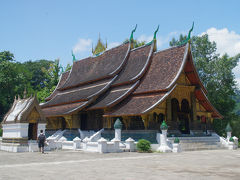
left=88, top=81, right=139, bottom=110
left=59, top=43, right=129, bottom=89
left=42, top=101, right=86, bottom=117
left=195, top=89, right=223, bottom=119
left=134, top=45, right=186, bottom=94
left=184, top=52, right=207, bottom=94
left=113, top=44, right=152, bottom=85
left=104, top=93, right=166, bottom=117
left=41, top=79, right=112, bottom=108
left=45, top=71, right=70, bottom=101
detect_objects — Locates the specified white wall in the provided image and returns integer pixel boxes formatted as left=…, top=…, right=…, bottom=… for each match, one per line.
left=2, top=123, right=29, bottom=138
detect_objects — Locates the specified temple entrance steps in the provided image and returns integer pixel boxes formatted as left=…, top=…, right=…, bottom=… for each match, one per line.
left=78, top=129, right=96, bottom=140
left=63, top=130, right=80, bottom=141
left=46, top=129, right=66, bottom=141
left=168, top=135, right=226, bottom=151
left=102, top=130, right=158, bottom=143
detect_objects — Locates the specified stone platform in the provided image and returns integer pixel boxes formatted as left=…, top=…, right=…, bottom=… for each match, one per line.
left=0, top=149, right=239, bottom=179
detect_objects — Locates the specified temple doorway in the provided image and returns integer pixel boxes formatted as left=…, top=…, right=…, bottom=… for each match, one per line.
left=80, top=112, right=88, bottom=130
left=62, top=118, right=66, bottom=130
left=171, top=98, right=190, bottom=134
left=179, top=99, right=190, bottom=134
left=28, top=123, right=38, bottom=140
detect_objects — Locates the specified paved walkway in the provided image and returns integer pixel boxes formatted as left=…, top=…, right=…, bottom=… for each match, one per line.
left=0, top=149, right=239, bottom=180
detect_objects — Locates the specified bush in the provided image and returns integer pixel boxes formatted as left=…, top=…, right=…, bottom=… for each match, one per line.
left=174, top=137, right=180, bottom=143
left=136, top=139, right=151, bottom=152
left=0, top=128, right=2, bottom=137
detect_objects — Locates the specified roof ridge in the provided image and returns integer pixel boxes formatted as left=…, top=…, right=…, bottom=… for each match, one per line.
left=154, top=43, right=186, bottom=54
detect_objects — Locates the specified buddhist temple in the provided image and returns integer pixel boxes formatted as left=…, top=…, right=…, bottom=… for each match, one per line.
left=41, top=26, right=222, bottom=136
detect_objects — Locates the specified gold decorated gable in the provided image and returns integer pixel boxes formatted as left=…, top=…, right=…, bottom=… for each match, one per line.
left=27, top=107, right=40, bottom=123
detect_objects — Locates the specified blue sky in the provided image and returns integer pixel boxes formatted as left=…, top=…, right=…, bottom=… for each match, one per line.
left=1, top=0, right=240, bottom=86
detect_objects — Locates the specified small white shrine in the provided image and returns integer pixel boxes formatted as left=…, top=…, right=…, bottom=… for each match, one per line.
left=0, top=95, right=46, bottom=152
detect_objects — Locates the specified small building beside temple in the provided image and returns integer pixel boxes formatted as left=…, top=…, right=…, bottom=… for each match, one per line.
left=40, top=27, right=222, bottom=138
left=1, top=95, right=46, bottom=152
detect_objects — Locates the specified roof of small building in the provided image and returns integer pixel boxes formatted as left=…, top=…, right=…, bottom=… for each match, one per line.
left=2, top=96, right=46, bottom=124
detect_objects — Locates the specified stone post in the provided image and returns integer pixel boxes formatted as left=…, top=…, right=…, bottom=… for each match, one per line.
left=228, top=137, right=234, bottom=150
left=125, top=137, right=135, bottom=152
left=98, top=137, right=107, bottom=153
left=172, top=137, right=181, bottom=153
left=73, top=137, right=81, bottom=150
left=114, top=118, right=122, bottom=141
left=157, top=121, right=172, bottom=152
left=225, top=122, right=232, bottom=141
left=233, top=137, right=238, bottom=150
left=111, top=138, right=120, bottom=152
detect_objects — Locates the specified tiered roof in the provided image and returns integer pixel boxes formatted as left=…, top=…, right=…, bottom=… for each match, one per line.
left=41, top=33, right=222, bottom=119
left=3, top=96, right=46, bottom=124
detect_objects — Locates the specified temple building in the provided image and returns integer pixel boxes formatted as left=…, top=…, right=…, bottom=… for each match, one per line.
left=41, top=27, right=222, bottom=136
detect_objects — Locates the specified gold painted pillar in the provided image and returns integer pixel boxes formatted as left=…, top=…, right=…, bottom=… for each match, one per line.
left=166, top=97, right=172, bottom=122
left=48, top=118, right=58, bottom=129
left=64, top=115, right=73, bottom=129
left=122, top=116, right=131, bottom=130
left=191, top=92, right=197, bottom=121
left=141, top=114, right=149, bottom=130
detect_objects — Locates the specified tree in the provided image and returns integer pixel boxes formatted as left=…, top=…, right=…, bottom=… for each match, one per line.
left=64, top=63, right=72, bottom=72
left=23, top=60, right=54, bottom=91
left=37, top=59, right=61, bottom=102
left=123, top=39, right=146, bottom=48
left=0, top=51, right=14, bottom=62
left=169, top=35, right=240, bottom=136
left=0, top=57, right=31, bottom=122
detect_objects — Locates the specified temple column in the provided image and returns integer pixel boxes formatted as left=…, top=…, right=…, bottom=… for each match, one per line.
left=122, top=116, right=130, bottom=130
left=141, top=114, right=149, bottom=130
left=190, top=92, right=197, bottom=130
left=64, top=115, right=73, bottom=129
left=191, top=92, right=197, bottom=121
left=49, top=118, right=57, bottom=129
left=103, top=117, right=108, bottom=128
left=166, top=97, right=172, bottom=122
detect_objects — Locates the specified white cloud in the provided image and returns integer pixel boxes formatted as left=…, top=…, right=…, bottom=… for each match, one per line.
left=201, top=28, right=240, bottom=88
left=201, top=28, right=240, bottom=57
left=138, top=35, right=153, bottom=44
left=108, top=42, right=121, bottom=49
left=236, top=77, right=240, bottom=88
left=73, top=38, right=92, bottom=54
left=137, top=31, right=181, bottom=49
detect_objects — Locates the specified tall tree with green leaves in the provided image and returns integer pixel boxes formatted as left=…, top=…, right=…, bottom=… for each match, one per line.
left=37, top=59, right=61, bottom=102
left=0, top=52, right=31, bottom=121
left=123, top=39, right=146, bottom=48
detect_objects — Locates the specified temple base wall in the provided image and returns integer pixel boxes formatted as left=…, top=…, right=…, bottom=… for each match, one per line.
left=2, top=123, right=29, bottom=138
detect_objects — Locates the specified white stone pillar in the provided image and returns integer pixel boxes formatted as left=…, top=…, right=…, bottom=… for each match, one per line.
left=98, top=138, right=107, bottom=153
left=125, top=138, right=135, bottom=152
left=228, top=141, right=234, bottom=150
left=227, top=132, right=232, bottom=141
left=112, top=138, right=120, bottom=152
left=225, top=122, right=232, bottom=141
left=157, top=121, right=172, bottom=152
left=115, top=129, right=121, bottom=141
left=114, top=118, right=123, bottom=141
left=73, top=137, right=81, bottom=150
left=172, top=143, right=179, bottom=153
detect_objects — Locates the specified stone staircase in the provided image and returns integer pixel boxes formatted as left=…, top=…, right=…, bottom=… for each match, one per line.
left=168, top=135, right=226, bottom=151
left=102, top=130, right=158, bottom=143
